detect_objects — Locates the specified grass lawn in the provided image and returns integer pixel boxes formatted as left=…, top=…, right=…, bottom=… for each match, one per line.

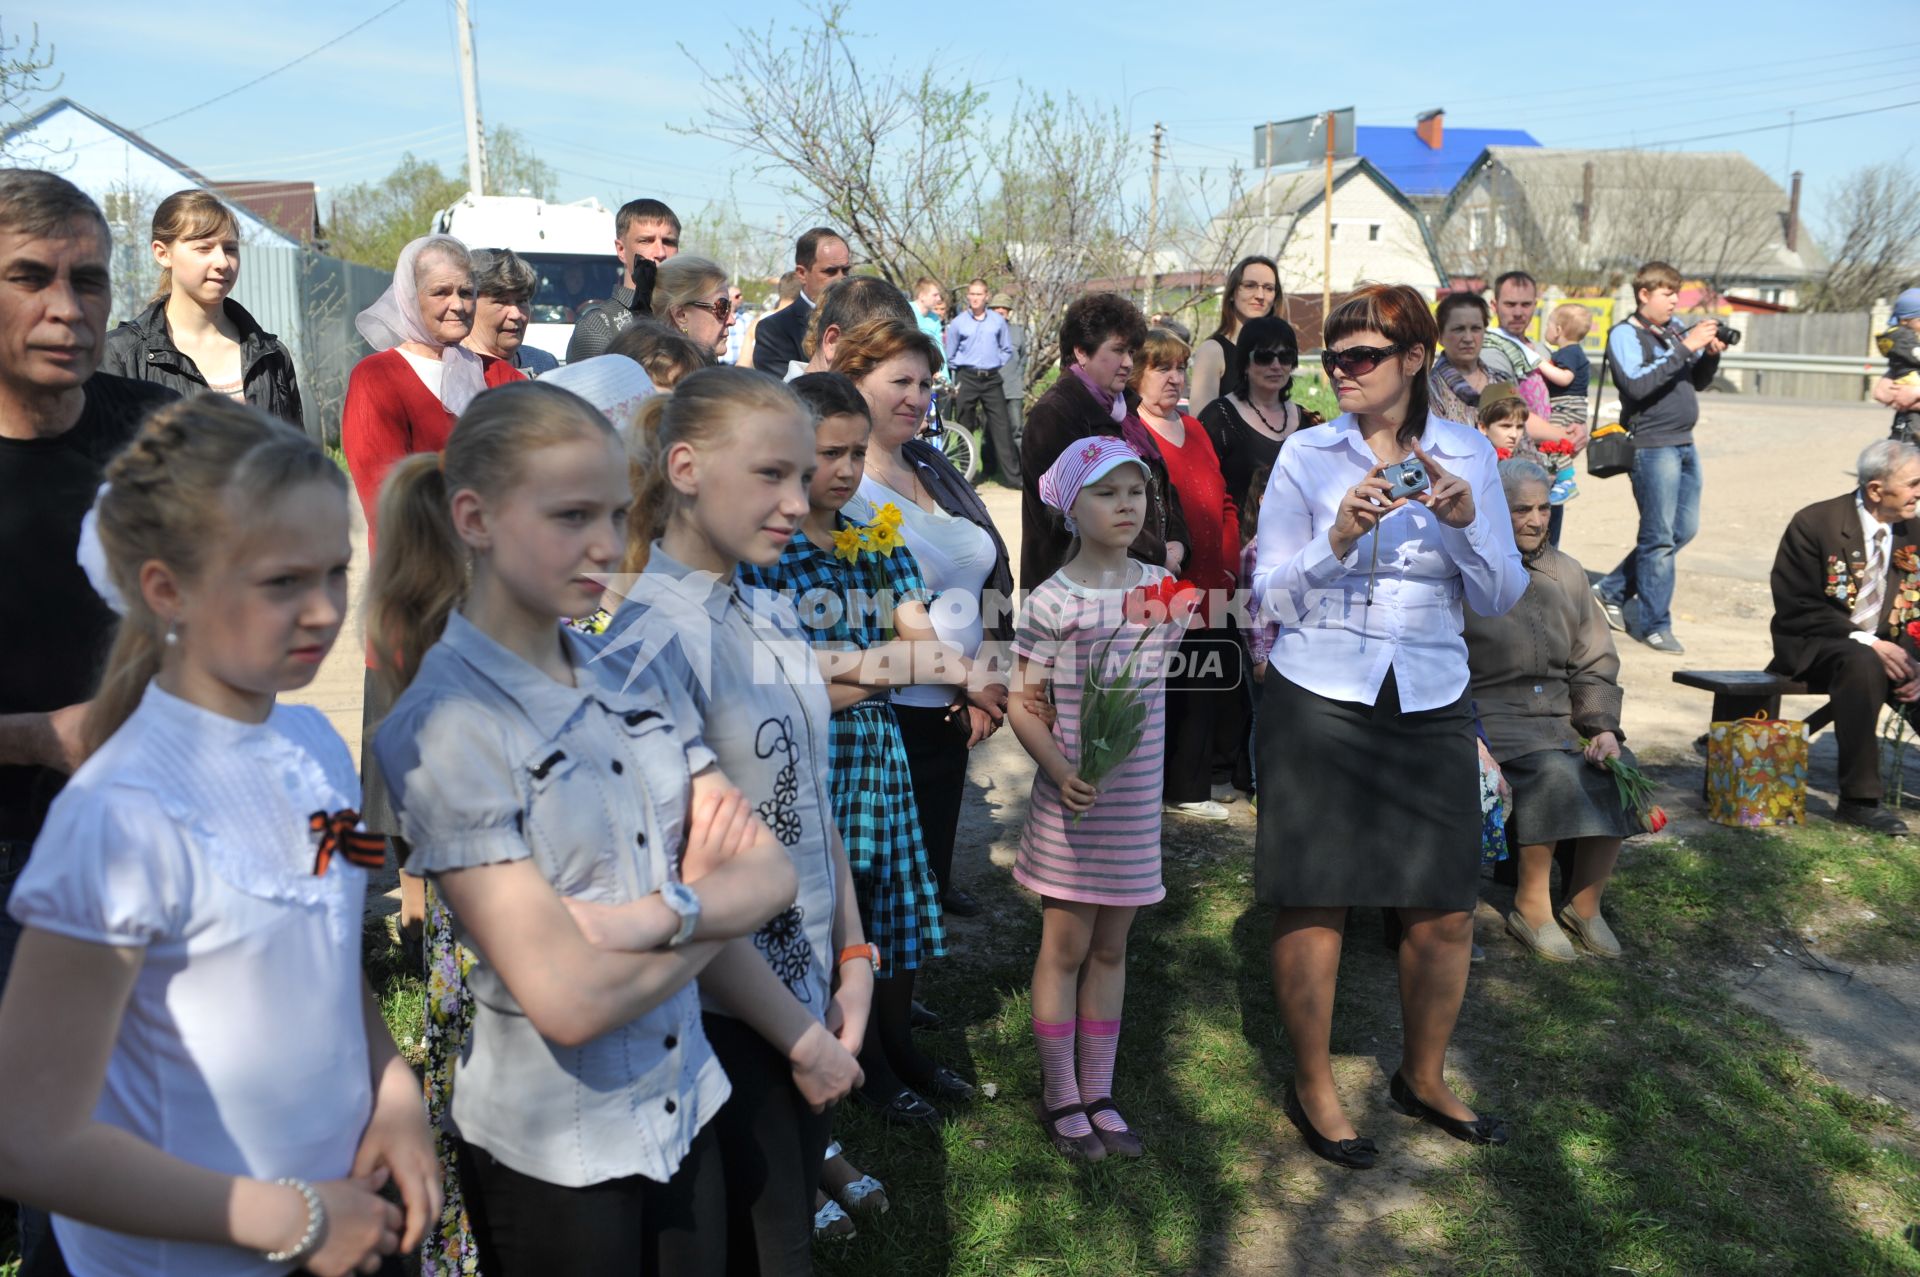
left=6, top=807, right=1916, bottom=1275
left=781, top=812, right=1920, bottom=1276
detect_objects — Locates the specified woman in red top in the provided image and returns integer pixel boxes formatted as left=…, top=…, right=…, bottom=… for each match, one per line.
left=1131, top=327, right=1243, bottom=821
left=341, top=233, right=523, bottom=956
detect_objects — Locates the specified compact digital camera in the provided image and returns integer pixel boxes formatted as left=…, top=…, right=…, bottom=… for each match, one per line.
left=1383, top=457, right=1430, bottom=501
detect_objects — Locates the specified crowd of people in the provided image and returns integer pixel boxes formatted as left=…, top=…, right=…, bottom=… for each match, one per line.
left=0, top=160, right=1909, bottom=1277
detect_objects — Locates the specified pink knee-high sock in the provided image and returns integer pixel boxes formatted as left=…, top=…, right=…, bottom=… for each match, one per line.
left=1077, top=1017, right=1127, bottom=1132
left=1033, top=1018, right=1092, bottom=1137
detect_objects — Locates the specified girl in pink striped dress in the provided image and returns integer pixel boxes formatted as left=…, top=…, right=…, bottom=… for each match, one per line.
left=1008, top=437, right=1186, bottom=1165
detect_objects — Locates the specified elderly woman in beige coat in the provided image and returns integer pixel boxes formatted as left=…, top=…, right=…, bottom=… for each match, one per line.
left=1465, top=458, right=1639, bottom=963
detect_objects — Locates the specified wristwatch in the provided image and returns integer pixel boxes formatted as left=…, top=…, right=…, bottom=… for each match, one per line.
left=660, top=880, right=702, bottom=948
left=837, top=942, right=880, bottom=975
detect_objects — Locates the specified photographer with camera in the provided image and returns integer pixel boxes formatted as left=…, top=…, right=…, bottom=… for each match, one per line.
left=1591, top=261, right=1726, bottom=656
left=1250, top=284, right=1525, bottom=1168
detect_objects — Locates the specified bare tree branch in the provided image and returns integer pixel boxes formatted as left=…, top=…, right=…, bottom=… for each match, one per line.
left=1804, top=161, right=1920, bottom=312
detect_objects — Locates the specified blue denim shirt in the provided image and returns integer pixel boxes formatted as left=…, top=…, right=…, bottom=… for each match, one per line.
left=374, top=611, right=729, bottom=1188
left=592, top=543, right=840, bottom=1018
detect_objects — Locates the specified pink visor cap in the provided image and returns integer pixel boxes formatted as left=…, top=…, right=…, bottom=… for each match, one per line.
left=1038, top=435, right=1149, bottom=532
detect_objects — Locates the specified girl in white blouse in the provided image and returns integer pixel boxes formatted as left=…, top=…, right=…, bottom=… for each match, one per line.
left=1251, top=285, right=1526, bottom=1169
left=0, top=400, right=437, bottom=1277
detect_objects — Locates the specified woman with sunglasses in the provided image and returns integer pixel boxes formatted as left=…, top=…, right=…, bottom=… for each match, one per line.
left=652, top=255, right=734, bottom=358
left=1250, top=284, right=1525, bottom=1169
left=1198, top=314, right=1322, bottom=534
left=1190, top=256, right=1281, bottom=413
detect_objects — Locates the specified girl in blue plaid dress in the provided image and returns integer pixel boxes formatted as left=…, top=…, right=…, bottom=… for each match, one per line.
left=741, top=372, right=978, bottom=1125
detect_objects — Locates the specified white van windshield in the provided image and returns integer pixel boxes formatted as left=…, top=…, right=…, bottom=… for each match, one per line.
left=518, top=253, right=625, bottom=325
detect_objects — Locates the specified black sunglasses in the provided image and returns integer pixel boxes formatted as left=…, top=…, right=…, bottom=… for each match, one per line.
left=1248, top=348, right=1297, bottom=368
left=1320, top=344, right=1404, bottom=377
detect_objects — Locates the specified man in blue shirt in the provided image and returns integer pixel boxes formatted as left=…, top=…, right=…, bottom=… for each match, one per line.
left=945, top=278, right=1019, bottom=485
left=1592, top=261, right=1725, bottom=655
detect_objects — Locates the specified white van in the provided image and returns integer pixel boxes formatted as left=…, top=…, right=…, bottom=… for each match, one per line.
left=431, top=193, right=618, bottom=366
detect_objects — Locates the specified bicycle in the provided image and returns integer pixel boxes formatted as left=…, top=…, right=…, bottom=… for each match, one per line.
left=919, top=384, right=980, bottom=481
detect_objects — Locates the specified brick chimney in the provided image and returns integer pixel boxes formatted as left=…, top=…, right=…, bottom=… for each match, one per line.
left=1786, top=170, right=1802, bottom=252
left=1416, top=109, right=1444, bottom=151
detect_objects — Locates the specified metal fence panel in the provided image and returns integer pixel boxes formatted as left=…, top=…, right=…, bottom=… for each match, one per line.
left=229, top=244, right=387, bottom=447
left=1732, top=312, right=1876, bottom=400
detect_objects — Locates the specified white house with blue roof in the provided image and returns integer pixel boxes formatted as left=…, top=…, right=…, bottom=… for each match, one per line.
left=1354, top=110, right=1541, bottom=214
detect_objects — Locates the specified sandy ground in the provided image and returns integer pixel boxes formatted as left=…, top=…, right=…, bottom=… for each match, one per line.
left=286, top=394, right=1912, bottom=1267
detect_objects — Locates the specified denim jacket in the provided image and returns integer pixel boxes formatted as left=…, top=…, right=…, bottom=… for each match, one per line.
left=374, top=611, right=728, bottom=1188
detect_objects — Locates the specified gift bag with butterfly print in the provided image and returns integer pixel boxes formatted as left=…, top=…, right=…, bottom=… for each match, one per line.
left=1706, top=712, right=1808, bottom=828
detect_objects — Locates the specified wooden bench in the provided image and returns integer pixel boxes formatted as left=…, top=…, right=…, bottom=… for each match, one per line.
left=1672, top=669, right=1835, bottom=737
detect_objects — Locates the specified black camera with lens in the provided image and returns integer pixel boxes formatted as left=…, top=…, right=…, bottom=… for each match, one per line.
left=1714, top=320, right=1741, bottom=348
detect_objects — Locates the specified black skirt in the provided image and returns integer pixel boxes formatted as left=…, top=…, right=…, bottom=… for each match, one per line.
left=1254, top=669, right=1480, bottom=910
left=1502, top=746, right=1639, bottom=846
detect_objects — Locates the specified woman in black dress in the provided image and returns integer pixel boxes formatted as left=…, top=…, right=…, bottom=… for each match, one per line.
left=1189, top=255, right=1280, bottom=413
left=1198, top=314, right=1323, bottom=517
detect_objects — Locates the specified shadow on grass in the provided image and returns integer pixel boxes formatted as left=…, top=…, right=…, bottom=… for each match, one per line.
left=816, top=802, right=1255, bottom=1276
left=1410, top=822, right=1920, bottom=1275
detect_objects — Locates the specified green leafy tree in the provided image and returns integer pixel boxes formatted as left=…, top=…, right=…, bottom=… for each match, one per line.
left=324, top=126, right=556, bottom=269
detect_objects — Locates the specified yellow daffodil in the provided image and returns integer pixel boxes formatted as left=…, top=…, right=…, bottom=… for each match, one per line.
left=874, top=502, right=904, bottom=532
left=869, top=522, right=902, bottom=553
left=832, top=525, right=864, bottom=562
left=855, top=526, right=875, bottom=553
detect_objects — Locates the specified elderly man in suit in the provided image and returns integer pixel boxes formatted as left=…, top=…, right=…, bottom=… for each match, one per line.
left=749, top=226, right=851, bottom=376
left=1768, top=438, right=1920, bottom=834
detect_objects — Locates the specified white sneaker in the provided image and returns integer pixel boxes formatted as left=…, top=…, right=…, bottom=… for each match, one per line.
left=1166, top=800, right=1231, bottom=822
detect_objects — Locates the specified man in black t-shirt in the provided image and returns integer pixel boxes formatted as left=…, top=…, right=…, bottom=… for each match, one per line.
left=0, top=174, right=176, bottom=987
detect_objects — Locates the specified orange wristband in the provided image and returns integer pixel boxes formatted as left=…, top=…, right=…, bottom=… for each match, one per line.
left=837, top=943, right=880, bottom=974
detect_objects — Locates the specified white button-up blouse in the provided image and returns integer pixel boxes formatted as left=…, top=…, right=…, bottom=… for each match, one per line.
left=1251, top=412, right=1527, bottom=711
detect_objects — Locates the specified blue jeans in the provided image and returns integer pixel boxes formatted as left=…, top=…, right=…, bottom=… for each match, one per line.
left=1597, top=443, right=1701, bottom=638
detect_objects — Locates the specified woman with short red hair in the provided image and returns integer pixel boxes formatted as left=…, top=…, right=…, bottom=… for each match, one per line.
left=1249, top=284, right=1527, bottom=1167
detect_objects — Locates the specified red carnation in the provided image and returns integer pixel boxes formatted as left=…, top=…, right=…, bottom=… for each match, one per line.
left=1907, top=620, right=1920, bottom=643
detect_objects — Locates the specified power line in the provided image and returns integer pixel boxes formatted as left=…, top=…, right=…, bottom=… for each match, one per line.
left=1633, top=98, right=1920, bottom=148
left=1550, top=76, right=1920, bottom=147
left=1162, top=43, right=1920, bottom=131
left=135, top=0, right=414, bottom=134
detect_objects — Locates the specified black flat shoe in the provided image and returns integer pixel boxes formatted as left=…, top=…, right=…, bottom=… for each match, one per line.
left=940, top=887, right=983, bottom=917
left=1285, top=1088, right=1376, bottom=1169
left=909, top=999, right=943, bottom=1030
left=1083, top=1098, right=1144, bottom=1158
left=1033, top=1099, right=1106, bottom=1164
left=857, top=1085, right=940, bottom=1127
left=906, top=1065, right=976, bottom=1102
left=1388, top=1072, right=1507, bottom=1146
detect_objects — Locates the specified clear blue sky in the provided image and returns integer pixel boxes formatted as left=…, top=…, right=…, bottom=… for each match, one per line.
left=23, top=0, right=1916, bottom=254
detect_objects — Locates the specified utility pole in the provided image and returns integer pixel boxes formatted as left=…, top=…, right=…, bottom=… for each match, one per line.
left=454, top=0, right=488, bottom=196
left=1141, top=122, right=1164, bottom=313
left=1261, top=122, right=1274, bottom=253
left=1321, top=109, right=1335, bottom=330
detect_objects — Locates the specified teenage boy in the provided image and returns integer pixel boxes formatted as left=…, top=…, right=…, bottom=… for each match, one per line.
left=1592, top=261, right=1726, bottom=654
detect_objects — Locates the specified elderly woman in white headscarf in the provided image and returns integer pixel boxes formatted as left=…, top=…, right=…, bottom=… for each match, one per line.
left=341, top=233, right=524, bottom=958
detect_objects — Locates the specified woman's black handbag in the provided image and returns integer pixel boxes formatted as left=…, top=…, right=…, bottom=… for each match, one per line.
left=1584, top=326, right=1633, bottom=478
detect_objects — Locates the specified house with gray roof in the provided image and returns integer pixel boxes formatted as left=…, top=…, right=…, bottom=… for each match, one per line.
left=1435, top=145, right=1824, bottom=305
